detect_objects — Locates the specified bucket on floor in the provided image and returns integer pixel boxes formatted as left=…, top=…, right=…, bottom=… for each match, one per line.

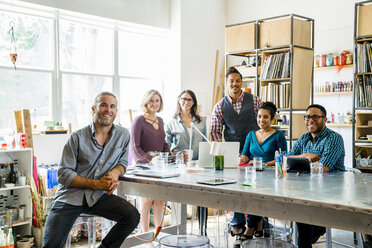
left=157, top=234, right=213, bottom=248
left=242, top=239, right=294, bottom=248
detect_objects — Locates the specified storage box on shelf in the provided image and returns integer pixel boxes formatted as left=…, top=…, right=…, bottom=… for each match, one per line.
left=225, top=14, right=314, bottom=148
left=353, top=1, right=372, bottom=168
left=0, top=148, right=32, bottom=237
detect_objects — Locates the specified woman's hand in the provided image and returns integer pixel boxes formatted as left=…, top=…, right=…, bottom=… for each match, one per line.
left=239, top=155, right=249, bottom=165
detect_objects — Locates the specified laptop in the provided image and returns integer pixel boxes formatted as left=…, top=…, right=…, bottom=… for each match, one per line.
left=133, top=170, right=180, bottom=179
left=198, top=142, right=240, bottom=168
left=287, top=157, right=311, bottom=173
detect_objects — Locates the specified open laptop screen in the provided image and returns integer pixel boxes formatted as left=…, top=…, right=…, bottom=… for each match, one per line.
left=198, top=142, right=239, bottom=168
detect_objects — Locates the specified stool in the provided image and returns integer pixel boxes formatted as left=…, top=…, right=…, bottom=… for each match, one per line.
left=157, top=234, right=212, bottom=248
left=65, top=215, right=96, bottom=248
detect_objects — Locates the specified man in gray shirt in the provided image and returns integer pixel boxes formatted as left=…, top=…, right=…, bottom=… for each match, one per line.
left=43, top=92, right=140, bottom=248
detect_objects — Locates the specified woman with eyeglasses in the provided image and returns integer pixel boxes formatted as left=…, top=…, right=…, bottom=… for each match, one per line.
left=165, top=89, right=208, bottom=235
left=130, top=89, right=170, bottom=233
left=233, top=102, right=287, bottom=244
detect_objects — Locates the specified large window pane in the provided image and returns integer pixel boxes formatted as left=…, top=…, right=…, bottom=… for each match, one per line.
left=62, top=74, right=112, bottom=130
left=59, top=20, right=114, bottom=74
left=119, top=32, right=164, bottom=78
left=119, top=78, right=163, bottom=127
left=0, top=70, right=51, bottom=129
left=0, top=11, right=53, bottom=69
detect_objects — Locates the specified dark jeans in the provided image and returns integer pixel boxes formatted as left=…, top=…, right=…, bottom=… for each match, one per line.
left=297, top=223, right=326, bottom=248
left=230, top=212, right=268, bottom=228
left=197, top=206, right=208, bottom=236
left=43, top=194, right=140, bottom=248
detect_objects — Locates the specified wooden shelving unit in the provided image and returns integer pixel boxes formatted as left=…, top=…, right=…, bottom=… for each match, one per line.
left=225, top=14, right=314, bottom=146
left=353, top=1, right=372, bottom=169
left=326, top=123, right=352, bottom=127
left=314, top=91, right=352, bottom=96
left=314, top=64, right=353, bottom=70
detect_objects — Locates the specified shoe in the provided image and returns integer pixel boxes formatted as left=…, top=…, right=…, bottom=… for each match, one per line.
left=254, top=230, right=264, bottom=238
left=230, top=225, right=246, bottom=237
left=239, top=234, right=253, bottom=241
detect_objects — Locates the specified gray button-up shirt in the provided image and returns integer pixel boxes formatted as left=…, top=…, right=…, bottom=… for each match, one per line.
left=54, top=123, right=130, bottom=207
left=166, top=116, right=207, bottom=160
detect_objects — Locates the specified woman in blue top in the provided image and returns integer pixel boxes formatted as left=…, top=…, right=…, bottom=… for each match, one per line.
left=234, top=102, right=287, bottom=243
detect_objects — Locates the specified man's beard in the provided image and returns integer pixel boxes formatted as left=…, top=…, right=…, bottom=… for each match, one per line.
left=94, top=112, right=116, bottom=126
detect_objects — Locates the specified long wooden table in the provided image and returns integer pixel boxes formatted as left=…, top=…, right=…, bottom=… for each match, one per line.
left=118, top=166, right=372, bottom=246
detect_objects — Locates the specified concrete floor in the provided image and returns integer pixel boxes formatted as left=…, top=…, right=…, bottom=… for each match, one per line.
left=70, top=213, right=363, bottom=248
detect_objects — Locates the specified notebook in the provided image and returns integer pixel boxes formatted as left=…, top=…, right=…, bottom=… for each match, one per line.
left=133, top=170, right=181, bottom=179
left=198, top=142, right=240, bottom=168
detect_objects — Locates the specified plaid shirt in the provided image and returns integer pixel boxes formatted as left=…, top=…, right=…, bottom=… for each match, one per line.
left=288, top=127, right=345, bottom=171
left=210, top=92, right=263, bottom=142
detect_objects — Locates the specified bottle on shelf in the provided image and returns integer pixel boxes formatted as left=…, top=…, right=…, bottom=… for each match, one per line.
left=7, top=164, right=16, bottom=185
left=0, top=229, right=5, bottom=247
left=6, top=227, right=14, bottom=248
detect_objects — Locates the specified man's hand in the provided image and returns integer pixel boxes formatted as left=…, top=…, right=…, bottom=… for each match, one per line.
left=301, top=153, right=320, bottom=162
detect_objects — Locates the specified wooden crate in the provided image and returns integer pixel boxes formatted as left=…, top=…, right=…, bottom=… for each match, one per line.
left=259, top=17, right=311, bottom=48
left=292, top=47, right=313, bottom=110
left=225, top=23, right=256, bottom=52
left=355, top=112, right=372, bottom=140
left=358, top=4, right=372, bottom=37
left=291, top=113, right=308, bottom=139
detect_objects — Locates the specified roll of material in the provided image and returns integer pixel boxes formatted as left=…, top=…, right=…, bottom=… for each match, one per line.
left=17, top=240, right=31, bottom=248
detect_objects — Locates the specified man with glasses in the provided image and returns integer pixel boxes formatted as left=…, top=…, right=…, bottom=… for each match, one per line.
left=211, top=67, right=263, bottom=246
left=288, top=104, right=345, bottom=248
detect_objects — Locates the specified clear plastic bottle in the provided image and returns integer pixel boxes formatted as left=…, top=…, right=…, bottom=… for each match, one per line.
left=0, top=229, right=6, bottom=247
left=6, top=227, right=14, bottom=248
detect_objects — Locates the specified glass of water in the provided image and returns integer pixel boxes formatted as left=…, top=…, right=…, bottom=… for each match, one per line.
left=245, top=165, right=256, bottom=183
left=253, top=157, right=263, bottom=170
left=175, top=152, right=184, bottom=167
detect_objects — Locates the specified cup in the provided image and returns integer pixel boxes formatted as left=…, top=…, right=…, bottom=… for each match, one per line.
left=175, top=152, right=184, bottom=166
left=213, top=155, right=224, bottom=170
left=18, top=176, right=26, bottom=186
left=253, top=157, right=263, bottom=170
left=159, top=152, right=169, bottom=165
left=245, top=165, right=256, bottom=183
left=310, top=162, right=323, bottom=177
left=184, top=149, right=193, bottom=166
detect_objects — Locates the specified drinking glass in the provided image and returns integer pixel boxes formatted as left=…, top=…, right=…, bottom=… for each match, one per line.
left=175, top=152, right=184, bottom=166
left=245, top=165, right=256, bottom=183
left=213, top=155, right=224, bottom=170
left=310, top=162, right=323, bottom=177
left=253, top=157, right=263, bottom=170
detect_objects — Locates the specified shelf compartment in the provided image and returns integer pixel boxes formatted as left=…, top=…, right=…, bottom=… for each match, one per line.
left=225, top=23, right=256, bottom=53
left=259, top=17, right=312, bottom=49
left=358, top=3, right=372, bottom=37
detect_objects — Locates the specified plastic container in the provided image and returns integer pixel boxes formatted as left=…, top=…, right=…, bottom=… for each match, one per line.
left=319, top=54, right=326, bottom=67
left=326, top=54, right=333, bottom=66
left=157, top=235, right=212, bottom=248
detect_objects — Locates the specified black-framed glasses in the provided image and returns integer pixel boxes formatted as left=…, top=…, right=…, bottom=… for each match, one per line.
left=180, top=97, right=193, bottom=102
left=304, top=115, right=326, bottom=121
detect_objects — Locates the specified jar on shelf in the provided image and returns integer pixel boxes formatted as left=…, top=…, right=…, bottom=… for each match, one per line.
left=314, top=55, right=320, bottom=67
left=346, top=53, right=353, bottom=65
left=339, top=52, right=347, bottom=65
left=319, top=54, right=326, bottom=67
left=326, top=53, right=333, bottom=66
left=333, top=55, right=339, bottom=66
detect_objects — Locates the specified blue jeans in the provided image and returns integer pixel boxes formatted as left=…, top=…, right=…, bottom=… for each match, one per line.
left=43, top=194, right=140, bottom=248
left=230, top=212, right=269, bottom=228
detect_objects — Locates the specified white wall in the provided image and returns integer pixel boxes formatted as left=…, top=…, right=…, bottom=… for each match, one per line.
left=20, top=0, right=170, bottom=28
left=226, top=0, right=359, bottom=166
left=178, top=0, right=226, bottom=116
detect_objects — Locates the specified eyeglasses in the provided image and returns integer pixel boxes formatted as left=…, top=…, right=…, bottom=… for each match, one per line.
left=180, top=97, right=193, bottom=102
left=304, top=115, right=326, bottom=121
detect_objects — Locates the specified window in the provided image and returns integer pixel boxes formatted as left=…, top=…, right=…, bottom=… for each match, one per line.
left=0, top=70, right=51, bottom=129
left=62, top=74, right=112, bottom=130
left=59, top=20, right=114, bottom=74
left=0, top=2, right=167, bottom=131
left=0, top=11, right=54, bottom=69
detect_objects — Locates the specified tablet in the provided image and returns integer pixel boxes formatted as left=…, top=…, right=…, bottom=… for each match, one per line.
left=197, top=179, right=237, bottom=186
left=287, top=157, right=310, bottom=173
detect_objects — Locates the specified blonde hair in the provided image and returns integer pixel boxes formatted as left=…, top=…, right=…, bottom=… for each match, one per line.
left=141, top=89, right=163, bottom=113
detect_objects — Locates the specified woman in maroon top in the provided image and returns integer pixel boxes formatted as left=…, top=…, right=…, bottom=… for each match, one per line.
left=130, top=89, right=170, bottom=232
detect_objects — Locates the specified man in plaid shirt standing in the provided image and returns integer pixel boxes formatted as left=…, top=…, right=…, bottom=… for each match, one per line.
left=210, top=66, right=263, bottom=247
